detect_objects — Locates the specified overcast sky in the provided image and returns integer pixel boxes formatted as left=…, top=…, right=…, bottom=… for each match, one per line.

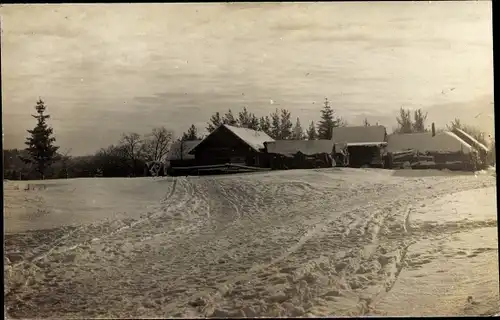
left=2, top=2, right=493, bottom=155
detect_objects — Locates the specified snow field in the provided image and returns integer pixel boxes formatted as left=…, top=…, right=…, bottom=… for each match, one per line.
left=4, top=168, right=498, bottom=318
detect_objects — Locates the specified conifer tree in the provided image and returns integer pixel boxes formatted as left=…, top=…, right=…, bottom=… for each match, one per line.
left=306, top=121, right=318, bottom=140
left=222, top=109, right=238, bottom=126
left=182, top=124, right=199, bottom=141
left=238, top=107, right=259, bottom=130
left=259, top=116, right=272, bottom=135
left=238, top=107, right=251, bottom=128
left=207, top=112, right=223, bottom=133
left=317, top=98, right=340, bottom=139
left=291, top=117, right=305, bottom=140
left=249, top=114, right=260, bottom=130
left=21, top=99, right=59, bottom=179
left=270, top=109, right=281, bottom=139
left=280, top=109, right=293, bottom=140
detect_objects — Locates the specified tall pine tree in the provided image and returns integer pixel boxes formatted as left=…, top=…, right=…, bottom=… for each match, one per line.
left=238, top=107, right=251, bottom=128
left=207, top=112, right=223, bottom=133
left=291, top=117, right=305, bottom=140
left=222, top=109, right=238, bottom=126
left=182, top=124, right=199, bottom=141
left=249, top=114, right=260, bottom=130
left=317, top=98, right=340, bottom=140
left=22, top=99, right=59, bottom=179
left=259, top=116, right=272, bottom=135
left=270, top=109, right=281, bottom=139
left=238, top=107, right=260, bottom=130
left=306, top=121, right=318, bottom=140
left=280, top=109, right=293, bottom=140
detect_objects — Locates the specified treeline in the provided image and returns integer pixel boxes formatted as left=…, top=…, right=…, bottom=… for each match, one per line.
left=393, top=106, right=492, bottom=147
left=4, top=99, right=495, bottom=181
left=5, top=98, right=346, bottom=180
left=187, top=97, right=345, bottom=141
left=4, top=126, right=177, bottom=180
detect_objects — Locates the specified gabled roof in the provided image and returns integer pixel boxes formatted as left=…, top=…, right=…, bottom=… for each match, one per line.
left=387, top=131, right=474, bottom=154
left=223, top=125, right=275, bottom=151
left=166, top=140, right=201, bottom=160
left=265, top=140, right=334, bottom=156
left=188, top=124, right=274, bottom=154
left=332, top=125, right=387, bottom=144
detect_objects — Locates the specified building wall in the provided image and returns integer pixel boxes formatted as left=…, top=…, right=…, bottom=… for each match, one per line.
left=169, top=159, right=197, bottom=168
left=267, top=152, right=332, bottom=170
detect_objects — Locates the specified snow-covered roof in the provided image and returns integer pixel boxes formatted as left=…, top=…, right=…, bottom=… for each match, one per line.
left=452, top=128, right=489, bottom=153
left=387, top=131, right=474, bottom=154
left=188, top=124, right=274, bottom=154
left=221, top=124, right=275, bottom=152
left=332, top=125, right=387, bottom=144
left=265, top=140, right=334, bottom=156
left=166, top=140, right=201, bottom=160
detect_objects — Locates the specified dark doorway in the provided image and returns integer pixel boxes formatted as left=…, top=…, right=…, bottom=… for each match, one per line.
left=347, top=146, right=381, bottom=167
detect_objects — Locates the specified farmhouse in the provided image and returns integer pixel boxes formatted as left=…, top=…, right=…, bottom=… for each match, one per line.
left=264, top=140, right=335, bottom=169
left=332, top=125, right=388, bottom=168
left=386, top=131, right=477, bottom=170
left=188, top=124, right=274, bottom=167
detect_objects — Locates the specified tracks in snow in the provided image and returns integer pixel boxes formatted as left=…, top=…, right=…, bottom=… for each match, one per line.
left=4, top=171, right=497, bottom=319
left=176, top=175, right=496, bottom=318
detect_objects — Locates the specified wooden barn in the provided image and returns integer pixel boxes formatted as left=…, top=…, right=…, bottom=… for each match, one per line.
left=332, top=125, right=388, bottom=168
left=264, top=140, right=335, bottom=170
left=187, top=124, right=274, bottom=168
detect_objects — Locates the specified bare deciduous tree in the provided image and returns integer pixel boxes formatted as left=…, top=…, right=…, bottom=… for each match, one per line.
left=413, top=109, right=428, bottom=133
left=142, top=127, right=174, bottom=162
left=395, top=107, right=413, bottom=134
left=119, top=132, right=143, bottom=176
left=58, top=148, right=72, bottom=178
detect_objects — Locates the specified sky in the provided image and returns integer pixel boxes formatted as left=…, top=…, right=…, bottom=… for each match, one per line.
left=1, top=2, right=494, bottom=156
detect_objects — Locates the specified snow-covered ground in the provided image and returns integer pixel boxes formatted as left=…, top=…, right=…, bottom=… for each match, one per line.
left=4, top=168, right=499, bottom=318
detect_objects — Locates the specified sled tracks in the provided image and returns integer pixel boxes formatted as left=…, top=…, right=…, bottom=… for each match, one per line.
left=176, top=176, right=496, bottom=318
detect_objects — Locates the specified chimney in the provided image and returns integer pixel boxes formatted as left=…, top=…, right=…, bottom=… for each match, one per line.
left=431, top=122, right=436, bottom=137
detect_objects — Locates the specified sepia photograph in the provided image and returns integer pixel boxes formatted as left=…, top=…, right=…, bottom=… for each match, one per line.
left=2, top=2, right=497, bottom=318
